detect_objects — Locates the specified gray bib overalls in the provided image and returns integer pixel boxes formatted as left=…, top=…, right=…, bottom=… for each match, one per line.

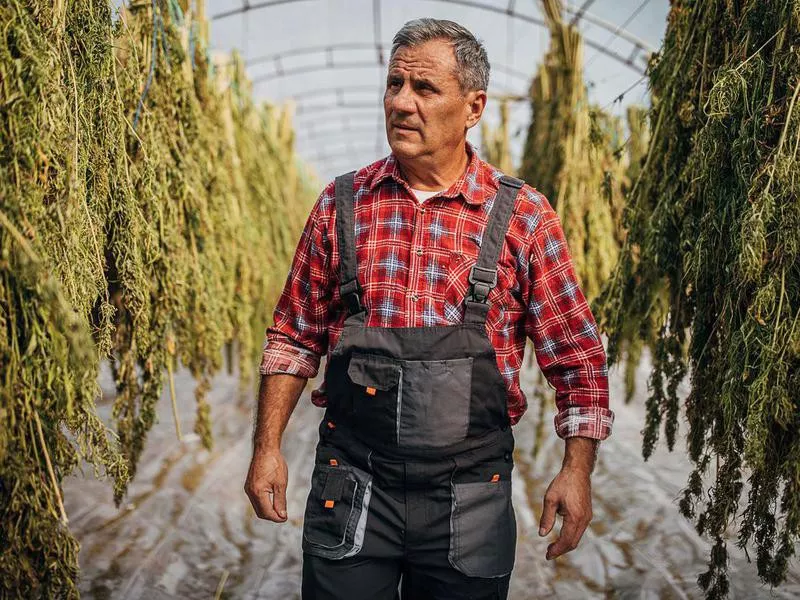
left=300, top=172, right=525, bottom=600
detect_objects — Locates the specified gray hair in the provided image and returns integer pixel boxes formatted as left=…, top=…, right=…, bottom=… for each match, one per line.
left=389, top=18, right=490, bottom=93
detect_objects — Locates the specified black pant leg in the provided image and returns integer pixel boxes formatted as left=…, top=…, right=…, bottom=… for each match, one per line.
left=301, top=553, right=402, bottom=600
left=399, top=563, right=510, bottom=600
left=400, top=457, right=513, bottom=600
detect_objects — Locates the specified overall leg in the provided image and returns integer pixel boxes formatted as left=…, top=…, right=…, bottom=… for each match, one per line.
left=400, top=443, right=515, bottom=600
left=302, top=553, right=402, bottom=600
left=301, top=440, right=406, bottom=600
left=399, top=484, right=511, bottom=600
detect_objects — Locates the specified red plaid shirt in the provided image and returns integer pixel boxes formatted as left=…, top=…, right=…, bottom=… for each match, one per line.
left=260, top=142, right=614, bottom=440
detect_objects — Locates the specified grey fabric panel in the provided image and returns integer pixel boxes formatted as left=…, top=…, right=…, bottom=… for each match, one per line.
left=341, top=477, right=372, bottom=558
left=448, top=479, right=517, bottom=578
left=302, top=463, right=373, bottom=560
left=398, top=357, right=473, bottom=449
left=347, top=352, right=401, bottom=390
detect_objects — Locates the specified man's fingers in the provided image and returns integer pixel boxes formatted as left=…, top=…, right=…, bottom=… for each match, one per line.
left=272, top=483, right=288, bottom=520
left=246, top=483, right=286, bottom=522
left=244, top=452, right=289, bottom=523
left=539, top=494, right=558, bottom=536
left=258, top=487, right=285, bottom=522
left=546, top=515, right=587, bottom=560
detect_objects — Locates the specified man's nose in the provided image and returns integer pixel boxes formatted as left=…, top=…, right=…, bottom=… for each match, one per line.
left=389, top=83, right=415, bottom=114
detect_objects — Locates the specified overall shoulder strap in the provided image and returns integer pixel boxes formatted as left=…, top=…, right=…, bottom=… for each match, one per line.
left=463, top=174, right=525, bottom=325
left=334, top=170, right=364, bottom=316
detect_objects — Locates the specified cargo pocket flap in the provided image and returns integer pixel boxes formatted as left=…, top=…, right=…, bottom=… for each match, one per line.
left=321, top=469, right=346, bottom=501
left=347, top=353, right=400, bottom=390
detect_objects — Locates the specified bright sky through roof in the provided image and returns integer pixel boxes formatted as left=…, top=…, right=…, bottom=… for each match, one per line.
left=204, top=0, right=669, bottom=182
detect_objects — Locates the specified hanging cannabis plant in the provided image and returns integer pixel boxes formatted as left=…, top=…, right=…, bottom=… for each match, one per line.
left=519, top=0, right=624, bottom=302
left=481, top=98, right=516, bottom=174
left=0, top=0, right=315, bottom=597
left=594, top=1, right=800, bottom=597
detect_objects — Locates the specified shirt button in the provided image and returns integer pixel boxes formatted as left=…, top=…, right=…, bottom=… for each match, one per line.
left=420, top=208, right=426, bottom=214
left=415, top=249, right=423, bottom=256
left=411, top=294, right=419, bottom=302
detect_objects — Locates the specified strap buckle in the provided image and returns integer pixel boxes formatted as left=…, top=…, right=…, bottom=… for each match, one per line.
left=468, top=266, right=497, bottom=303
left=340, top=278, right=364, bottom=314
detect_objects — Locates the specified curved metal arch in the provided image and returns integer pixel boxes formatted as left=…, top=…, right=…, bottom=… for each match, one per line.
left=247, top=43, right=383, bottom=68
left=428, top=0, right=653, bottom=54
left=284, top=83, right=525, bottom=116
left=293, top=105, right=383, bottom=122
left=295, top=112, right=382, bottom=128
left=297, top=124, right=381, bottom=141
left=251, top=52, right=532, bottom=86
left=306, top=142, right=383, bottom=163
left=285, top=84, right=378, bottom=101
left=297, top=101, right=380, bottom=115
left=211, top=0, right=651, bottom=73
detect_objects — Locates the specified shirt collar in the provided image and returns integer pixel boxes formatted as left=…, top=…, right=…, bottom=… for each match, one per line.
left=368, top=140, right=498, bottom=205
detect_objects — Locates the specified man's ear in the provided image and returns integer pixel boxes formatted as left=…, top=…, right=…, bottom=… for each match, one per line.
left=465, top=90, right=488, bottom=129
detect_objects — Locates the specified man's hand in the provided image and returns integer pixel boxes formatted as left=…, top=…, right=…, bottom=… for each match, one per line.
left=245, top=449, right=289, bottom=522
left=245, top=373, right=307, bottom=523
left=538, top=436, right=598, bottom=560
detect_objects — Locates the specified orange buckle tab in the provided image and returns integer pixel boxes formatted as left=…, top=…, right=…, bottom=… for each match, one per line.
left=365, top=386, right=377, bottom=396
left=329, top=459, right=338, bottom=466
left=324, top=500, right=335, bottom=509
left=491, top=473, right=500, bottom=483
left=326, top=420, right=336, bottom=429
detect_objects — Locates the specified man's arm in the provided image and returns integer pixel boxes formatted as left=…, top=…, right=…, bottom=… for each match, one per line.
left=522, top=194, right=613, bottom=559
left=245, top=183, right=337, bottom=522
left=244, top=373, right=307, bottom=522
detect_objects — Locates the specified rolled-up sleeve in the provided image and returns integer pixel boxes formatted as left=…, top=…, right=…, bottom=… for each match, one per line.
left=260, top=184, right=336, bottom=379
left=524, top=207, right=614, bottom=440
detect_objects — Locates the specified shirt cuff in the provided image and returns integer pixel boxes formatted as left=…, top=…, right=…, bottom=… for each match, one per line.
left=554, top=406, right=615, bottom=440
left=259, top=338, right=321, bottom=378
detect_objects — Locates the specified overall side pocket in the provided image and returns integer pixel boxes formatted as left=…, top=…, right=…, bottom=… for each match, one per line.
left=302, top=463, right=373, bottom=560
left=448, top=474, right=517, bottom=577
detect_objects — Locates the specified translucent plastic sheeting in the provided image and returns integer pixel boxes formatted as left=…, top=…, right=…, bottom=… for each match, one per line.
left=203, top=0, right=669, bottom=182
left=64, top=354, right=800, bottom=599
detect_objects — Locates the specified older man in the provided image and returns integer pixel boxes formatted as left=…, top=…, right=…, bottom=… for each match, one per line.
left=245, top=18, right=614, bottom=600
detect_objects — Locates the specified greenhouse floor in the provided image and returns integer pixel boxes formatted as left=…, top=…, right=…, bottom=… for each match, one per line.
left=63, top=353, right=800, bottom=600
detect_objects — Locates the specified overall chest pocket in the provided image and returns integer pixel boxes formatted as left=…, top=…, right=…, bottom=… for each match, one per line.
left=347, top=352, right=473, bottom=449
left=302, top=463, right=373, bottom=560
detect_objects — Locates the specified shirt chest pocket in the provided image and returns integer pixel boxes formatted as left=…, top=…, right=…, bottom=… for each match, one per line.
left=444, top=249, right=518, bottom=326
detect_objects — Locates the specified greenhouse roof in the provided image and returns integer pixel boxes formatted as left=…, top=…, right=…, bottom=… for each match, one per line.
left=205, top=0, right=670, bottom=183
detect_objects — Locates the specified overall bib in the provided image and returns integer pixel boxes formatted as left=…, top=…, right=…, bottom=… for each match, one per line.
left=300, top=172, right=524, bottom=600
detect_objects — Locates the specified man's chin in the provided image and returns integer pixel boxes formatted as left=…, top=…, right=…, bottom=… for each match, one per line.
left=387, top=138, right=424, bottom=159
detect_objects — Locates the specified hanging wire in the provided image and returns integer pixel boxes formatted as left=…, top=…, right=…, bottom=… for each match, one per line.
left=583, top=0, right=652, bottom=71
left=599, top=73, right=648, bottom=111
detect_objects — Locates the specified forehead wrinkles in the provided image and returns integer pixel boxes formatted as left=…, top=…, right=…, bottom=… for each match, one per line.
left=389, top=59, right=440, bottom=80
left=389, top=46, right=455, bottom=81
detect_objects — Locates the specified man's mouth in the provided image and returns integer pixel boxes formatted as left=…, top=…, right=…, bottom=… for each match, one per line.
left=393, top=124, right=417, bottom=131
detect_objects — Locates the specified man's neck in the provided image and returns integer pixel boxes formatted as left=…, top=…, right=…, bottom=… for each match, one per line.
left=395, top=142, right=470, bottom=191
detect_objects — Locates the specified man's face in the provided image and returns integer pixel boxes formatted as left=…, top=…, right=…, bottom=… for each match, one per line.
left=384, top=39, right=484, bottom=160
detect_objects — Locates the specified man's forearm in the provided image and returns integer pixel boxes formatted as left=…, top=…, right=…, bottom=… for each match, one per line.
left=252, top=373, right=308, bottom=451
left=562, top=436, right=599, bottom=476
